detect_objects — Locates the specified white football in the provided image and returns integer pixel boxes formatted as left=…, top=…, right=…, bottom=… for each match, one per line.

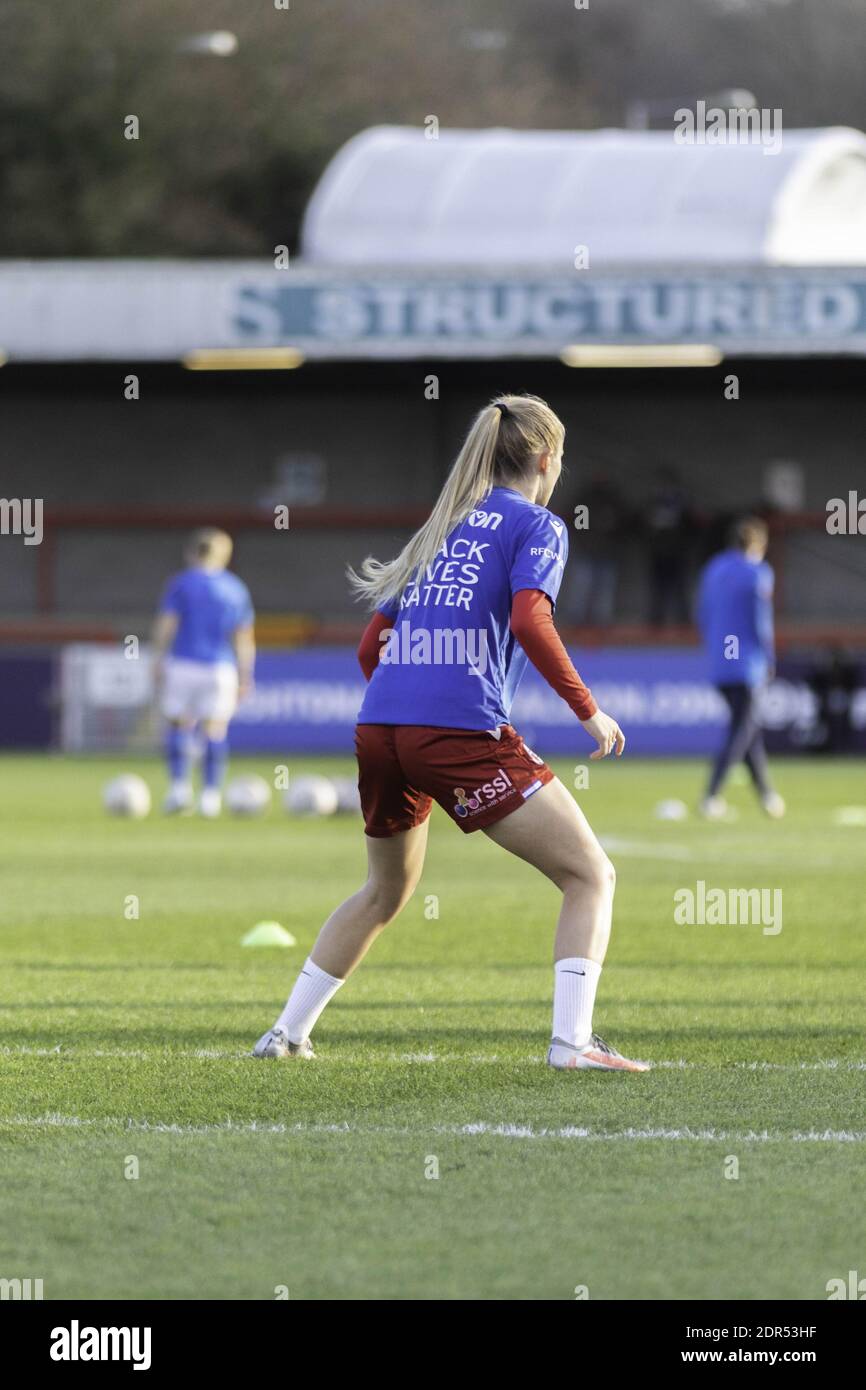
left=331, top=776, right=362, bottom=814
left=284, top=775, right=339, bottom=817
left=654, top=798, right=689, bottom=821
left=103, top=773, right=151, bottom=819
left=226, top=774, right=272, bottom=817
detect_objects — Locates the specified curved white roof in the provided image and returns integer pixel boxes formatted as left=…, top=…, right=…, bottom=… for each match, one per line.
left=301, top=125, right=866, bottom=268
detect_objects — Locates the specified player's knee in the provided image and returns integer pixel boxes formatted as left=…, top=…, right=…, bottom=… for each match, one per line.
left=588, top=854, right=616, bottom=897
left=602, top=856, right=616, bottom=893
left=563, top=851, right=615, bottom=897
left=366, top=878, right=412, bottom=925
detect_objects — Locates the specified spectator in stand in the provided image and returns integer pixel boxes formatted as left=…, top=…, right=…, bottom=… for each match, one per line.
left=809, top=649, right=859, bottom=754
left=645, top=466, right=693, bottom=627
left=563, top=475, right=627, bottom=626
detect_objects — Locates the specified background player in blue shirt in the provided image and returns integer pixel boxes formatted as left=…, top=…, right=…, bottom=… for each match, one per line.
left=152, top=528, right=255, bottom=817
left=697, top=516, right=785, bottom=819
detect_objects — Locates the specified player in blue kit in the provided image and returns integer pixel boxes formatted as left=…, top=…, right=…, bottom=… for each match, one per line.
left=697, top=516, right=785, bottom=819
left=254, top=394, right=648, bottom=1072
left=152, top=528, right=255, bottom=818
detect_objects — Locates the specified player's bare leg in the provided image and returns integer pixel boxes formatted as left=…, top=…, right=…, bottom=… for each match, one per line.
left=484, top=776, right=614, bottom=962
left=484, top=778, right=648, bottom=1072
left=312, top=819, right=429, bottom=976
left=253, top=820, right=429, bottom=1058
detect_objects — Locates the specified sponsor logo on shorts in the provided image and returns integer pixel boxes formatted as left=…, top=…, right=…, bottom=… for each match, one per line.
left=453, top=768, right=514, bottom=818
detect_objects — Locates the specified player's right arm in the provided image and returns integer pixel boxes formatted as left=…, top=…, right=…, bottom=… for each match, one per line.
left=151, top=608, right=179, bottom=694
left=357, top=609, right=395, bottom=680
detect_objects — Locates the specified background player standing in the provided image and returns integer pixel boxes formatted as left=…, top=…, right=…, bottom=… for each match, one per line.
left=697, top=516, right=785, bottom=820
left=152, top=528, right=255, bottom=818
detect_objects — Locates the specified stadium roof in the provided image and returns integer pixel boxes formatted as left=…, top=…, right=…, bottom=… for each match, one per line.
left=301, top=125, right=866, bottom=268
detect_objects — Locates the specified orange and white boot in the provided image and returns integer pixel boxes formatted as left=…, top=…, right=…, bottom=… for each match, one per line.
left=547, top=1032, right=649, bottom=1072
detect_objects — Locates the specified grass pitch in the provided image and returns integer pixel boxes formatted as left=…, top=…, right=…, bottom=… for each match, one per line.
left=0, top=752, right=864, bottom=1300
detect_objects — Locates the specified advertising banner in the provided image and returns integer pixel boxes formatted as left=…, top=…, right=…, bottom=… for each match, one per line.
left=229, top=647, right=866, bottom=757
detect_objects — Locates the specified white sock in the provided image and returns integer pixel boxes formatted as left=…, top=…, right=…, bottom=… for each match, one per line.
left=276, top=957, right=344, bottom=1044
left=552, top=957, right=602, bottom=1047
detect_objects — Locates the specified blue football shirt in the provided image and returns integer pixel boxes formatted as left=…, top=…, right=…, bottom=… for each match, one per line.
left=160, top=567, right=255, bottom=665
left=358, top=486, right=568, bottom=729
left=697, top=548, right=774, bottom=686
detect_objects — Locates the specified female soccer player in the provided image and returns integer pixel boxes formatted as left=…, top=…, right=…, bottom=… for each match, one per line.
left=153, top=528, right=255, bottom=818
left=255, top=395, right=647, bottom=1071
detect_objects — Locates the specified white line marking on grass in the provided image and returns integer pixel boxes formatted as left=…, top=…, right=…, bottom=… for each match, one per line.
left=4, top=1045, right=866, bottom=1072
left=0, top=1045, right=151, bottom=1059
left=654, top=1059, right=866, bottom=1072
left=3, top=1114, right=865, bottom=1144
left=738, top=1059, right=866, bottom=1071
left=0, top=1114, right=352, bottom=1135
left=452, top=1122, right=866, bottom=1143
left=0, top=1045, right=243, bottom=1060
left=600, top=837, right=694, bottom=861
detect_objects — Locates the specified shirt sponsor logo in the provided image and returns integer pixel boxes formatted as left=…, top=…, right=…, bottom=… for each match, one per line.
left=467, top=509, right=503, bottom=530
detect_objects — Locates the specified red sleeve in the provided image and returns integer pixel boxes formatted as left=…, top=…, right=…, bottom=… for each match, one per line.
left=510, top=589, right=598, bottom=722
left=357, top=610, right=394, bottom=681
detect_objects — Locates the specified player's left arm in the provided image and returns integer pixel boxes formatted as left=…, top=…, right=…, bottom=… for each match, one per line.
left=233, top=584, right=256, bottom=699
left=509, top=512, right=624, bottom=758
left=233, top=624, right=256, bottom=700
left=755, top=564, right=776, bottom=678
left=509, top=589, right=595, bottom=717
left=695, top=563, right=710, bottom=639
left=510, top=590, right=624, bottom=757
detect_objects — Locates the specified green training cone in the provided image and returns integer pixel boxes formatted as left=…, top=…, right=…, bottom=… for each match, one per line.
left=241, top=921, right=297, bottom=948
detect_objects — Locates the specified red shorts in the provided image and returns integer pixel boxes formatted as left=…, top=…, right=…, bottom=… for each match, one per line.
left=355, top=723, right=555, bottom=837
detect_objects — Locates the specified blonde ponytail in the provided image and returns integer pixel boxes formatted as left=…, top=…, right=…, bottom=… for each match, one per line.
left=348, top=394, right=564, bottom=610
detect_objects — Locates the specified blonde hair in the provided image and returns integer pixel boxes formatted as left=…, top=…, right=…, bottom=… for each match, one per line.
left=349, top=394, right=565, bottom=610
left=186, top=527, right=233, bottom=569
left=732, top=516, right=769, bottom=551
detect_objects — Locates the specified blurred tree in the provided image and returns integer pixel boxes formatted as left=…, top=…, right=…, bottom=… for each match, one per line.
left=1, top=0, right=865, bottom=257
